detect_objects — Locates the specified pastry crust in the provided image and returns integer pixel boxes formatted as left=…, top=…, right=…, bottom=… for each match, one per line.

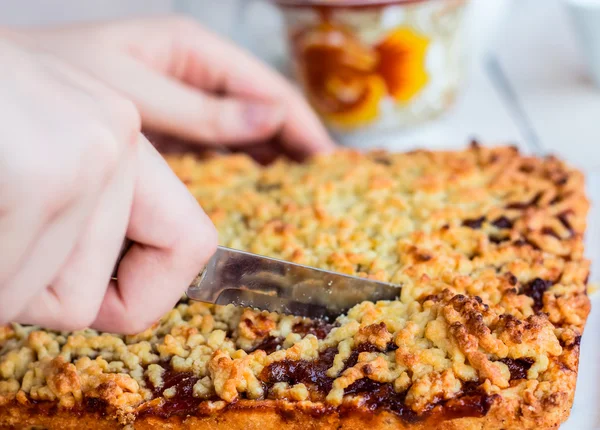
left=0, top=144, right=590, bottom=429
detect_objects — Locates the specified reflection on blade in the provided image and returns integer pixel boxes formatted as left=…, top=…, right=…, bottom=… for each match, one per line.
left=187, top=246, right=401, bottom=319
left=215, top=289, right=331, bottom=320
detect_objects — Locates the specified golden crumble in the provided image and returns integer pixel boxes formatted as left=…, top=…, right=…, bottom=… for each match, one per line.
left=0, top=144, right=590, bottom=429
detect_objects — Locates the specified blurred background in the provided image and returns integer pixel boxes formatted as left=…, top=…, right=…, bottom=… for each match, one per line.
left=1, top=0, right=598, bottom=169
left=1, top=1, right=598, bottom=425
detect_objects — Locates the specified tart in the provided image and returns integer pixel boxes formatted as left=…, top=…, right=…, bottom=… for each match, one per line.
left=0, top=143, right=590, bottom=429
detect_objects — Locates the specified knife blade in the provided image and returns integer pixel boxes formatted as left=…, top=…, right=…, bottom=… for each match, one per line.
left=186, top=246, right=400, bottom=320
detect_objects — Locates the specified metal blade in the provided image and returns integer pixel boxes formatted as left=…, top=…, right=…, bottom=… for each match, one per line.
left=214, top=289, right=331, bottom=319
left=186, top=246, right=400, bottom=320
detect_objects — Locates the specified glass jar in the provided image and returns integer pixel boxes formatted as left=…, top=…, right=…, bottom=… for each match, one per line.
left=273, top=0, right=470, bottom=137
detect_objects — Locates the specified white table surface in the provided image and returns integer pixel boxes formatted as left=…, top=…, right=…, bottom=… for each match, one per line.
left=495, top=0, right=600, bottom=171
left=0, top=0, right=598, bottom=427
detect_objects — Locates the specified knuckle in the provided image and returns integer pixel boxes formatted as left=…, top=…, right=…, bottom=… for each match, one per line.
left=2, top=151, right=72, bottom=214
left=86, top=125, right=122, bottom=178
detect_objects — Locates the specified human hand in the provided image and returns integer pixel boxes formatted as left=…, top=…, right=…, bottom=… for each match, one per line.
left=9, top=17, right=335, bottom=161
left=0, top=39, right=217, bottom=333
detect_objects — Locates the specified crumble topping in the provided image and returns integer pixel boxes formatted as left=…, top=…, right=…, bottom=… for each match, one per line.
left=0, top=144, right=589, bottom=427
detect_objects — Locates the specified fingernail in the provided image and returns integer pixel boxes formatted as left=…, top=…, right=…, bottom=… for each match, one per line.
left=244, top=102, right=283, bottom=131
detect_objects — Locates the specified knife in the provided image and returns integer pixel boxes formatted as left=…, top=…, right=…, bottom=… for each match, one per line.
left=113, top=242, right=400, bottom=320
left=187, top=246, right=400, bottom=319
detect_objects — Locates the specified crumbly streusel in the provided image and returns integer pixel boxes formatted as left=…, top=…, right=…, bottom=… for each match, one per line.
left=0, top=144, right=590, bottom=429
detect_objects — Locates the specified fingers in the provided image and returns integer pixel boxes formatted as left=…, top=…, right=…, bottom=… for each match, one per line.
left=162, top=18, right=336, bottom=157
left=3, top=120, right=137, bottom=329
left=30, top=18, right=336, bottom=157
left=93, top=138, right=217, bottom=334
left=0, top=88, right=125, bottom=325
left=0, top=40, right=146, bottom=329
left=139, top=72, right=287, bottom=145
left=0, top=188, right=47, bottom=289
left=80, top=53, right=289, bottom=146
left=0, top=192, right=94, bottom=325
left=18, top=138, right=138, bottom=331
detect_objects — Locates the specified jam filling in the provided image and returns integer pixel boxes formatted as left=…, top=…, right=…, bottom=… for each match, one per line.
left=342, top=380, right=419, bottom=423
left=541, top=227, right=561, bottom=239
left=292, top=319, right=336, bottom=340
left=489, top=235, right=510, bottom=244
left=555, top=175, right=569, bottom=186
left=500, top=358, right=534, bottom=380
left=340, top=377, right=496, bottom=422
left=518, top=164, right=536, bottom=174
left=262, top=344, right=495, bottom=423
left=505, top=272, right=518, bottom=286
left=557, top=211, right=575, bottom=236
left=251, top=336, right=285, bottom=354
left=559, top=335, right=582, bottom=349
left=521, top=278, right=553, bottom=312
left=261, top=347, right=338, bottom=395
left=439, top=391, right=498, bottom=420
left=513, top=238, right=541, bottom=250
left=142, top=319, right=339, bottom=416
left=505, top=191, right=543, bottom=210
left=342, top=342, right=396, bottom=372
left=83, top=397, right=109, bottom=416
left=462, top=216, right=486, bottom=229
left=373, top=156, right=392, bottom=166
left=491, top=216, right=513, bottom=229
left=251, top=318, right=336, bottom=354
left=139, top=329, right=498, bottom=421
left=139, top=365, right=204, bottom=418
